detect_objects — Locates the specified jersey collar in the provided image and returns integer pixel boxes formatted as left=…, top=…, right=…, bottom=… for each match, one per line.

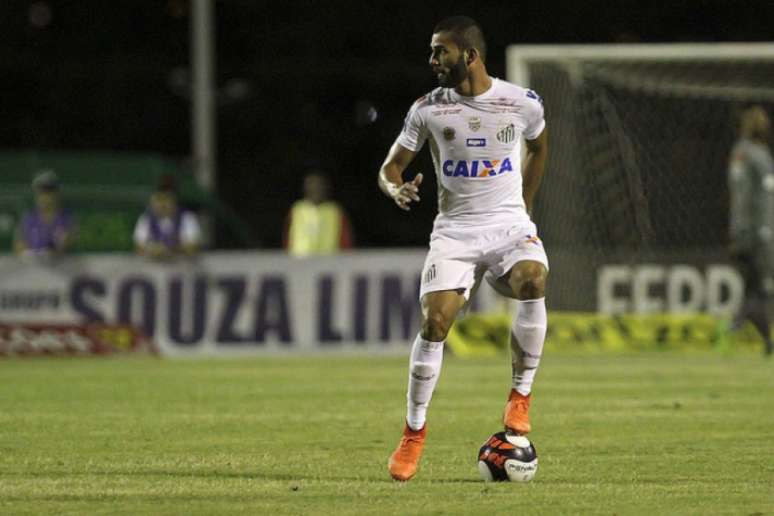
left=449, top=77, right=498, bottom=102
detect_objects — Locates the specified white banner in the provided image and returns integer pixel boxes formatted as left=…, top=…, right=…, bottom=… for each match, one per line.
left=0, top=253, right=746, bottom=355
left=596, top=264, right=744, bottom=315
left=0, top=252, right=504, bottom=355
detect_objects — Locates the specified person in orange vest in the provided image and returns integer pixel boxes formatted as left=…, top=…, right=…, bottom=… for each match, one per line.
left=283, top=172, right=353, bottom=255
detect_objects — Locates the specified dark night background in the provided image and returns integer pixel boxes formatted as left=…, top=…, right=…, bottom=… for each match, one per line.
left=2, top=0, right=773, bottom=249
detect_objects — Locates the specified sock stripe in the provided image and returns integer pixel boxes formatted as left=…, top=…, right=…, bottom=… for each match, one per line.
left=521, top=351, right=542, bottom=359
left=511, top=322, right=547, bottom=330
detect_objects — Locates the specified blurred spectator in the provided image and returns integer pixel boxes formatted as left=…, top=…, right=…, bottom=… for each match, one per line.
left=283, top=171, right=353, bottom=256
left=13, top=170, right=76, bottom=258
left=727, top=105, right=774, bottom=356
left=134, top=176, right=202, bottom=259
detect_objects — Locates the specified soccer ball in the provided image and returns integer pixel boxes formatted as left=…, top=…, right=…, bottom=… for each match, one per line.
left=477, top=431, right=538, bottom=482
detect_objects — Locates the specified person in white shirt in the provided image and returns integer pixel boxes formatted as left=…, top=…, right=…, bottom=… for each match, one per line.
left=378, top=16, right=549, bottom=482
left=133, top=178, right=202, bottom=259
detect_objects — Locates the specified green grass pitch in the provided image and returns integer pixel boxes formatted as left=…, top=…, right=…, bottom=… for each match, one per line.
left=1, top=352, right=772, bottom=515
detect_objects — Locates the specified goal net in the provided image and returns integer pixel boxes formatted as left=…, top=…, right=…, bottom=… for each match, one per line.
left=506, top=44, right=774, bottom=311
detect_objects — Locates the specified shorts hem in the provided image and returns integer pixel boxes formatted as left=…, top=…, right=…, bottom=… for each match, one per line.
left=492, top=253, right=550, bottom=280
left=419, top=283, right=473, bottom=302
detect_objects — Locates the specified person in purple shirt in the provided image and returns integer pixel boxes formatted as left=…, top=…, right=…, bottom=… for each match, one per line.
left=14, top=170, right=76, bottom=258
left=133, top=177, right=202, bottom=260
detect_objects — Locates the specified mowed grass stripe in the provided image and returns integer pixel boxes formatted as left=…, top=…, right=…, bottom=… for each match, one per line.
left=0, top=353, right=772, bottom=515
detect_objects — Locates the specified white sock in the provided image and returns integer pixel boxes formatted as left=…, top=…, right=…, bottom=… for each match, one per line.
left=406, top=334, right=444, bottom=431
left=511, top=298, right=547, bottom=396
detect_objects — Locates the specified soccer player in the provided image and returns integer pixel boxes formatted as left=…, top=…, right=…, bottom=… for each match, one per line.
left=378, top=16, right=549, bottom=481
left=728, top=106, right=774, bottom=356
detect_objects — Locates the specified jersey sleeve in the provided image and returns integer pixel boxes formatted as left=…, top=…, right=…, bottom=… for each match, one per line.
left=523, top=89, right=546, bottom=141
left=133, top=214, right=150, bottom=246
left=395, top=99, right=428, bottom=152
left=180, top=212, right=203, bottom=246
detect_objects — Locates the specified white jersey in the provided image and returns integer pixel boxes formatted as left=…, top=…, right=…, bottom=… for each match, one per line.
left=396, top=77, right=545, bottom=233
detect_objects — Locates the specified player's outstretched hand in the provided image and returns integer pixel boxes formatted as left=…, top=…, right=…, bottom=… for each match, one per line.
left=392, top=173, right=423, bottom=211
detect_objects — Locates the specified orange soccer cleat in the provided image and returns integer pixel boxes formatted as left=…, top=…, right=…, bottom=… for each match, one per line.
left=388, top=423, right=427, bottom=481
left=503, top=389, right=531, bottom=434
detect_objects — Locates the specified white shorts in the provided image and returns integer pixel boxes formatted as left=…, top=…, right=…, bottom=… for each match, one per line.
left=418, top=221, right=549, bottom=301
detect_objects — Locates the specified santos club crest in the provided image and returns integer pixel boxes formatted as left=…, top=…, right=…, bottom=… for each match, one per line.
left=496, top=123, right=515, bottom=144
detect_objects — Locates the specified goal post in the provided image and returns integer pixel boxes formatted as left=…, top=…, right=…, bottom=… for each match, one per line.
left=506, top=43, right=774, bottom=312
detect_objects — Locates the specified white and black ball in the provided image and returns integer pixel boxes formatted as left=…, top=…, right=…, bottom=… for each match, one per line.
left=477, top=431, right=538, bottom=482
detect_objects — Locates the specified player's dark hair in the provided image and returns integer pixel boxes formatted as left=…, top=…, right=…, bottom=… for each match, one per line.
left=433, top=16, right=487, bottom=63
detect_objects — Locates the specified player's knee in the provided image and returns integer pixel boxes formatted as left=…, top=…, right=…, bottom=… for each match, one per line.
left=421, top=311, right=452, bottom=342
left=511, top=264, right=547, bottom=300
left=518, top=277, right=545, bottom=299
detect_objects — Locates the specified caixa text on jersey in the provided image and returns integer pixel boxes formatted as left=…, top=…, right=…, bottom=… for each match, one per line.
left=442, top=158, right=514, bottom=178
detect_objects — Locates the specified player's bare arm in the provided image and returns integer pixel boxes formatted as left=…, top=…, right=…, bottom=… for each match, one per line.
left=522, top=128, right=548, bottom=214
left=378, top=142, right=424, bottom=211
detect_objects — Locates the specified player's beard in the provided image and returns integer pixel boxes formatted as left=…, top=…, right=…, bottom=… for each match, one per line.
left=437, top=55, right=469, bottom=88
